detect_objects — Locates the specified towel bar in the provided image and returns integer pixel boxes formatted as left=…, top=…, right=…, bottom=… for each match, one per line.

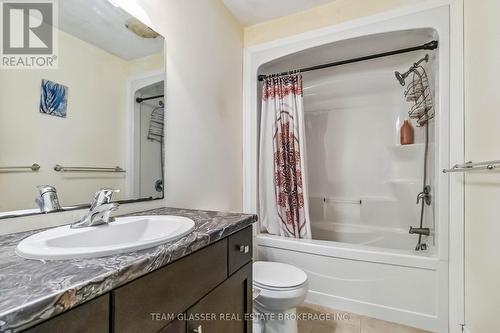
left=442, top=160, right=500, bottom=173
left=0, top=163, right=40, bottom=173
left=54, top=165, right=126, bottom=173
left=323, top=197, right=362, bottom=204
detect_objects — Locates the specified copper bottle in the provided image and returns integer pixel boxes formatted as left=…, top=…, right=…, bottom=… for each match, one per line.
left=400, top=119, right=414, bottom=145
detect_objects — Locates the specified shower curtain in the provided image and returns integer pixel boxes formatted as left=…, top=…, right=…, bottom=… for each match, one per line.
left=259, top=74, right=311, bottom=239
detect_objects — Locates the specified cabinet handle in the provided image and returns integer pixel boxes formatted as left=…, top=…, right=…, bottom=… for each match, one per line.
left=239, top=245, right=249, bottom=254
left=191, top=325, right=202, bottom=333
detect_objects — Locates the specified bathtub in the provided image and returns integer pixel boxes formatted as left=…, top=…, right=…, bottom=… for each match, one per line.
left=311, top=222, right=426, bottom=250
left=256, top=223, right=442, bottom=332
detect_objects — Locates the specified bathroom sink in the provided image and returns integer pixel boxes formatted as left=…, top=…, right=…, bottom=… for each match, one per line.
left=16, top=216, right=195, bottom=260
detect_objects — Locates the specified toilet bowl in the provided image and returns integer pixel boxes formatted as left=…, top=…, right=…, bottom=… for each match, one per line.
left=253, top=261, right=308, bottom=333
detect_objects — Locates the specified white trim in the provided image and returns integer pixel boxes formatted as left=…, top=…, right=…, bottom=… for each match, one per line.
left=448, top=1, right=465, bottom=332
left=244, top=0, right=452, bottom=54
left=243, top=1, right=465, bottom=332
left=125, top=69, right=165, bottom=198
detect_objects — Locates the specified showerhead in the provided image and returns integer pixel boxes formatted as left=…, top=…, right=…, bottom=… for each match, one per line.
left=395, top=71, right=408, bottom=86
left=395, top=54, right=430, bottom=86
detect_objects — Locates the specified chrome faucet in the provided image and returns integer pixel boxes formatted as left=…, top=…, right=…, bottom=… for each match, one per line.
left=409, top=226, right=430, bottom=236
left=411, top=185, right=432, bottom=251
left=71, top=189, right=120, bottom=229
left=35, top=185, right=61, bottom=213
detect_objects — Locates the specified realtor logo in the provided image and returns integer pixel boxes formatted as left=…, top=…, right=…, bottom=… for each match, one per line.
left=1, top=0, right=58, bottom=68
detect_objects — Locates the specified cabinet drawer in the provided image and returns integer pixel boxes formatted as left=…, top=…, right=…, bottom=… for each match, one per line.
left=113, top=239, right=227, bottom=333
left=186, top=262, right=252, bottom=333
left=228, top=227, right=253, bottom=275
left=25, top=294, right=109, bottom=333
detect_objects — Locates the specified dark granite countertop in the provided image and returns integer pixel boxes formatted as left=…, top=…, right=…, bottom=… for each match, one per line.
left=0, top=207, right=257, bottom=332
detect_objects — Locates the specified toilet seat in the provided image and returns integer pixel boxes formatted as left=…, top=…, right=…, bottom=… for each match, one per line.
left=254, top=281, right=307, bottom=291
left=253, top=261, right=308, bottom=290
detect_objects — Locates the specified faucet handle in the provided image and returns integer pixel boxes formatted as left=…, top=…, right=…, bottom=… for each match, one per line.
left=35, top=185, right=61, bottom=213
left=90, top=188, right=120, bottom=209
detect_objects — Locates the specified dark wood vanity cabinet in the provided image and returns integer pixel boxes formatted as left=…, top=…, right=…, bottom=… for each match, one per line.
left=186, top=262, right=252, bottom=333
left=24, top=226, right=253, bottom=333
left=25, top=294, right=110, bottom=333
left=113, top=239, right=229, bottom=333
left=228, top=225, right=253, bottom=275
left=161, top=262, right=252, bottom=333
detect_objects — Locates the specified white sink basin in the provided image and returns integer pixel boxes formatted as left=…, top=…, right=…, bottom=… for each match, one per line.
left=16, top=215, right=195, bottom=260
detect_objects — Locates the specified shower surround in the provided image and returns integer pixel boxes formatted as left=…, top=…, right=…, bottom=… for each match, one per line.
left=244, top=4, right=456, bottom=332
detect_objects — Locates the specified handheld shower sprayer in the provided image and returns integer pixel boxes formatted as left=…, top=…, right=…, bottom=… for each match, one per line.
left=395, top=52, right=436, bottom=251
left=394, top=54, right=429, bottom=86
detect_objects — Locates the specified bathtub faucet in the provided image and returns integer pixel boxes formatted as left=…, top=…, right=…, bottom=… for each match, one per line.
left=409, top=226, right=430, bottom=236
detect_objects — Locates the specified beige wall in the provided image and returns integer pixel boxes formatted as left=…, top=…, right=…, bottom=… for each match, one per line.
left=133, top=0, right=244, bottom=211
left=464, top=0, right=500, bottom=332
left=244, top=0, right=426, bottom=47
left=128, top=52, right=164, bottom=77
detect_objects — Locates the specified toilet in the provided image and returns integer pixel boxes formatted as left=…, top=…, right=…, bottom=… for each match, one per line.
left=253, top=261, right=308, bottom=333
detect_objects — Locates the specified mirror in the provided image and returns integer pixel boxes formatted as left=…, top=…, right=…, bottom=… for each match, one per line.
left=0, top=0, right=165, bottom=218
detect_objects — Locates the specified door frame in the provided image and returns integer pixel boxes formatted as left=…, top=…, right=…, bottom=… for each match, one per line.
left=448, top=1, right=465, bottom=332
left=125, top=70, right=165, bottom=198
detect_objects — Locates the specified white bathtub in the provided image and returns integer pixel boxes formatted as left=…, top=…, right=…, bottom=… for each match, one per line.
left=256, top=225, right=442, bottom=332
left=311, top=222, right=426, bottom=251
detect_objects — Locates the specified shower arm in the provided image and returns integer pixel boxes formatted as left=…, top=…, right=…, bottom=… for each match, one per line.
left=395, top=54, right=430, bottom=86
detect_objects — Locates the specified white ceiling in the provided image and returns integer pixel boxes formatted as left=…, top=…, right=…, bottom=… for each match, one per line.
left=222, top=0, right=336, bottom=26
left=59, top=0, right=163, bottom=60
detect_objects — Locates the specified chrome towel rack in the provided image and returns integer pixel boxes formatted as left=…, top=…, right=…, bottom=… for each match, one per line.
left=442, top=160, right=500, bottom=173
left=0, top=163, right=40, bottom=173
left=54, top=165, right=126, bottom=173
left=323, top=197, right=362, bottom=205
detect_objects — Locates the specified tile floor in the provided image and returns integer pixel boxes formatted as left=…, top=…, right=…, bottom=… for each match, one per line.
left=297, top=303, right=432, bottom=333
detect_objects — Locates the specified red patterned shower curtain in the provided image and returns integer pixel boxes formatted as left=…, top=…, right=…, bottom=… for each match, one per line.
left=259, top=74, right=311, bottom=239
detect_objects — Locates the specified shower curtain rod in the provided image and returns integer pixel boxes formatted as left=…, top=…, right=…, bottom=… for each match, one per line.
left=257, top=40, right=438, bottom=81
left=136, top=94, right=164, bottom=103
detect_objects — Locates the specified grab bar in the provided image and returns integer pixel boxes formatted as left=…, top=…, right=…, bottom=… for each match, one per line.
left=0, top=163, right=40, bottom=173
left=54, top=165, right=126, bottom=173
left=442, top=160, right=500, bottom=173
left=323, top=197, right=362, bottom=204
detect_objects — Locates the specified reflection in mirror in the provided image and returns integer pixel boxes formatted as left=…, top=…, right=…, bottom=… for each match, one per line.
left=0, top=0, right=165, bottom=218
